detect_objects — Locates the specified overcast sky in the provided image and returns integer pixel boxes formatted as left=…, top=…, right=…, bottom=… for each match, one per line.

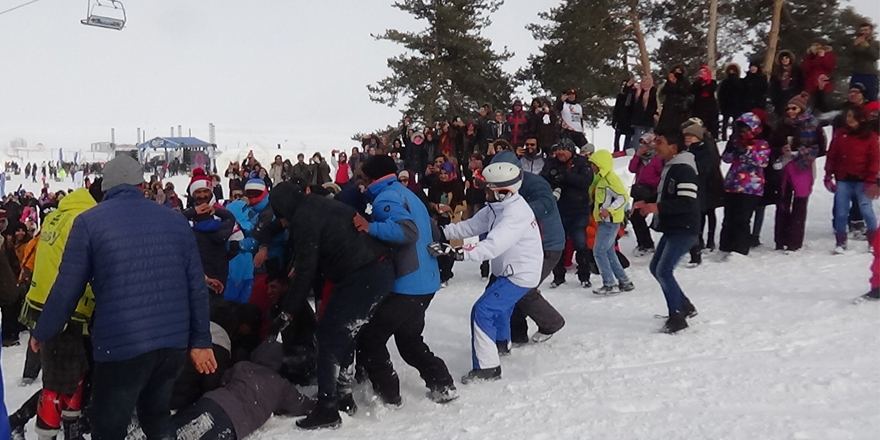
left=0, top=0, right=877, bottom=155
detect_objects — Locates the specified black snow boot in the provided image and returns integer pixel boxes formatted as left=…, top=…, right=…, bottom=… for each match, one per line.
left=461, top=366, right=501, bottom=384
left=296, top=396, right=342, bottom=430
left=426, top=385, right=459, bottom=404
left=496, top=340, right=511, bottom=356
left=684, top=300, right=698, bottom=318
left=661, top=312, right=689, bottom=334
left=62, top=416, right=86, bottom=440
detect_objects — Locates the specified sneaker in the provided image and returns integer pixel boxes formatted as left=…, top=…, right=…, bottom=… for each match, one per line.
left=833, top=245, right=846, bottom=255
left=2, top=339, right=20, bottom=347
left=858, top=288, right=880, bottom=302
left=480, top=276, right=488, bottom=282
left=19, top=378, right=34, bottom=387
left=683, top=300, right=699, bottom=319
left=338, top=393, right=357, bottom=416
left=580, top=280, right=592, bottom=289
left=618, top=280, right=635, bottom=292
left=426, top=385, right=459, bottom=404
left=440, top=281, right=449, bottom=288
left=592, top=285, right=619, bottom=296
left=531, top=332, right=553, bottom=343
left=632, top=246, right=654, bottom=257
left=461, top=366, right=501, bottom=384
left=687, top=253, right=702, bottom=268
left=549, top=279, right=565, bottom=289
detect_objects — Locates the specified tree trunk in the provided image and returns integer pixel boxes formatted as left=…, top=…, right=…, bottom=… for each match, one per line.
left=763, top=0, right=784, bottom=79
left=629, top=0, right=651, bottom=77
left=707, top=0, right=719, bottom=77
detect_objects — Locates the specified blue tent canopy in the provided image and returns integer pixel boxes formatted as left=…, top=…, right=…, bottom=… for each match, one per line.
left=137, top=137, right=212, bottom=150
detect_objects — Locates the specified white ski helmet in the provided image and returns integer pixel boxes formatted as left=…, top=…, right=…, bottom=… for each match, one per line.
left=482, top=162, right=523, bottom=200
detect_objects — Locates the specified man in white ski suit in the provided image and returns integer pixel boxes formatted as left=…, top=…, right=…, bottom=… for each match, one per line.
left=439, top=163, right=543, bottom=382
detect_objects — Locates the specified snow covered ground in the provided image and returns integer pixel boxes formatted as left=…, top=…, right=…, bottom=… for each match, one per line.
left=2, top=156, right=879, bottom=440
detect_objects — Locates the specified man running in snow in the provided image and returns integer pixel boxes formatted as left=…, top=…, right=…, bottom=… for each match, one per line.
left=633, top=128, right=701, bottom=333
left=353, top=155, right=457, bottom=405
left=430, top=162, right=543, bottom=383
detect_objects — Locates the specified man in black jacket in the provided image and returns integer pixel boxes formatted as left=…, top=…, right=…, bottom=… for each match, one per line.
left=541, top=138, right=595, bottom=288
left=633, top=128, right=701, bottom=334
left=268, top=181, right=394, bottom=430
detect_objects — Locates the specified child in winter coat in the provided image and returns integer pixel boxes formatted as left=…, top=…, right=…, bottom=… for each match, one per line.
left=720, top=113, right=771, bottom=256
left=431, top=162, right=543, bottom=384
left=588, top=150, right=634, bottom=295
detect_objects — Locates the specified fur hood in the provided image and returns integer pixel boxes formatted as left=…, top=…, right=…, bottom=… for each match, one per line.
left=724, top=63, right=741, bottom=76
left=777, top=50, right=797, bottom=64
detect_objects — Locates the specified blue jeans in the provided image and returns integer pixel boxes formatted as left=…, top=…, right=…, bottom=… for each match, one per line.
left=594, top=222, right=629, bottom=287
left=833, top=181, right=878, bottom=234
left=650, top=234, right=698, bottom=316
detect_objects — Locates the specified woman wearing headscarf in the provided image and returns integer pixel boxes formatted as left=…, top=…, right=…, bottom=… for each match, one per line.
left=427, top=162, right=466, bottom=287
left=690, top=65, right=720, bottom=139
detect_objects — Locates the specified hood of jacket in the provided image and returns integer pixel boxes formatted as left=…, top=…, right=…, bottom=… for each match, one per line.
left=725, top=63, right=741, bottom=77
left=777, top=50, right=797, bottom=64
left=666, top=150, right=697, bottom=172
left=269, top=181, right=306, bottom=221
left=249, top=341, right=284, bottom=372
left=57, top=188, right=97, bottom=214
left=588, top=150, right=614, bottom=177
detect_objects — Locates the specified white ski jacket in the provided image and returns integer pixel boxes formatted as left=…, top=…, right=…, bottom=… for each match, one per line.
left=442, top=193, right=543, bottom=289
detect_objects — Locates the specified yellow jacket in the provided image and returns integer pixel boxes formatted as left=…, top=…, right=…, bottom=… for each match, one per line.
left=20, top=189, right=97, bottom=332
left=589, top=150, right=630, bottom=224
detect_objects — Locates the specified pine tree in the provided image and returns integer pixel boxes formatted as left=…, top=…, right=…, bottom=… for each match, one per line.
left=367, top=0, right=516, bottom=124
left=519, top=0, right=632, bottom=125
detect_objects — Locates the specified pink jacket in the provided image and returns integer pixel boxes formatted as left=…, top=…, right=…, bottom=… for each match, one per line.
left=628, top=154, right=664, bottom=190
left=781, top=160, right=813, bottom=198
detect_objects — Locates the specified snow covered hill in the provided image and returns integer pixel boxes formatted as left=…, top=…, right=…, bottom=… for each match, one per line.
left=2, top=157, right=878, bottom=440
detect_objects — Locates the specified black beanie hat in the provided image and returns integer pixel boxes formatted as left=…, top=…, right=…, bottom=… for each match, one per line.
left=361, top=155, right=398, bottom=180
left=89, top=178, right=105, bottom=203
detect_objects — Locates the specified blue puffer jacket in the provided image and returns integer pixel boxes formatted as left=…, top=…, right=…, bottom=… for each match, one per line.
left=32, top=185, right=212, bottom=362
left=492, top=151, right=565, bottom=252
left=365, top=176, right=440, bottom=295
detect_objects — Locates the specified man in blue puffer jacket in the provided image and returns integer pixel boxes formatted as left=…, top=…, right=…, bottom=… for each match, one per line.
left=353, top=155, right=457, bottom=406
left=492, top=150, right=566, bottom=344
left=31, top=155, right=214, bottom=440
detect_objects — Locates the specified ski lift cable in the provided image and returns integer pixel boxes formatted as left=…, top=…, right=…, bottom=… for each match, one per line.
left=0, top=0, right=44, bottom=17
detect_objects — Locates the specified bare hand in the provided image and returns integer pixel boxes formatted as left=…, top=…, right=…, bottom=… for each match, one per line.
left=190, top=348, right=218, bottom=375
left=205, top=276, right=224, bottom=294
left=253, top=247, right=269, bottom=267
left=599, top=208, right=610, bottom=219
left=637, top=145, right=648, bottom=157
left=195, top=204, right=214, bottom=216
left=353, top=213, right=370, bottom=233
left=29, top=337, right=39, bottom=353
left=866, top=183, right=880, bottom=200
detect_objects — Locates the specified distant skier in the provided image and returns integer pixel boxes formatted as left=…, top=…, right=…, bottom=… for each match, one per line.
left=429, top=162, right=543, bottom=383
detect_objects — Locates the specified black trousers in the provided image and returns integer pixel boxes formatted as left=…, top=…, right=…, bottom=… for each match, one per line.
left=23, top=341, right=42, bottom=380
left=1, top=293, right=25, bottom=342
left=631, top=210, right=655, bottom=250
left=775, top=190, right=808, bottom=251
left=315, top=259, right=395, bottom=407
left=552, top=212, right=591, bottom=284
left=357, top=293, right=454, bottom=402
left=720, top=192, right=761, bottom=255
left=90, top=348, right=186, bottom=440
left=511, top=250, right=566, bottom=343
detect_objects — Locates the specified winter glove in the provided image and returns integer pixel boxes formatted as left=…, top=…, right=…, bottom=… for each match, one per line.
left=267, top=313, right=292, bottom=342
left=427, top=242, right=465, bottom=261
left=824, top=176, right=836, bottom=193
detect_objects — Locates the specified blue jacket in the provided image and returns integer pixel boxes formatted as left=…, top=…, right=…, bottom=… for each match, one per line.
left=32, top=185, right=212, bottom=362
left=365, top=176, right=440, bottom=294
left=492, top=151, right=565, bottom=251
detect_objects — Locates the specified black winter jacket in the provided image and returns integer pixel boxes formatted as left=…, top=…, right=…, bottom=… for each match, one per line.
left=541, top=155, right=594, bottom=214
left=183, top=206, right=235, bottom=286
left=653, top=152, right=701, bottom=234
left=687, top=141, right=725, bottom=212
left=270, top=183, right=391, bottom=315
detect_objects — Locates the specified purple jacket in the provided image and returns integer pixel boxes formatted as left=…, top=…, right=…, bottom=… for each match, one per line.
left=628, top=154, right=664, bottom=189
left=722, top=139, right=771, bottom=196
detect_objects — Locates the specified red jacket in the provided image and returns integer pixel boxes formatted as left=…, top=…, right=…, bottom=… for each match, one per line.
left=826, top=128, right=880, bottom=183
left=507, top=110, right=529, bottom=147
left=801, top=50, right=837, bottom=94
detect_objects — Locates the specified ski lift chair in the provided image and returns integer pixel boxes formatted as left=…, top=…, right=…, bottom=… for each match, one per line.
left=81, top=0, right=126, bottom=30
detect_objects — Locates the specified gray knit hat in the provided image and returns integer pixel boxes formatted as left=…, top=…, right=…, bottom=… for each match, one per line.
left=102, top=155, right=144, bottom=191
